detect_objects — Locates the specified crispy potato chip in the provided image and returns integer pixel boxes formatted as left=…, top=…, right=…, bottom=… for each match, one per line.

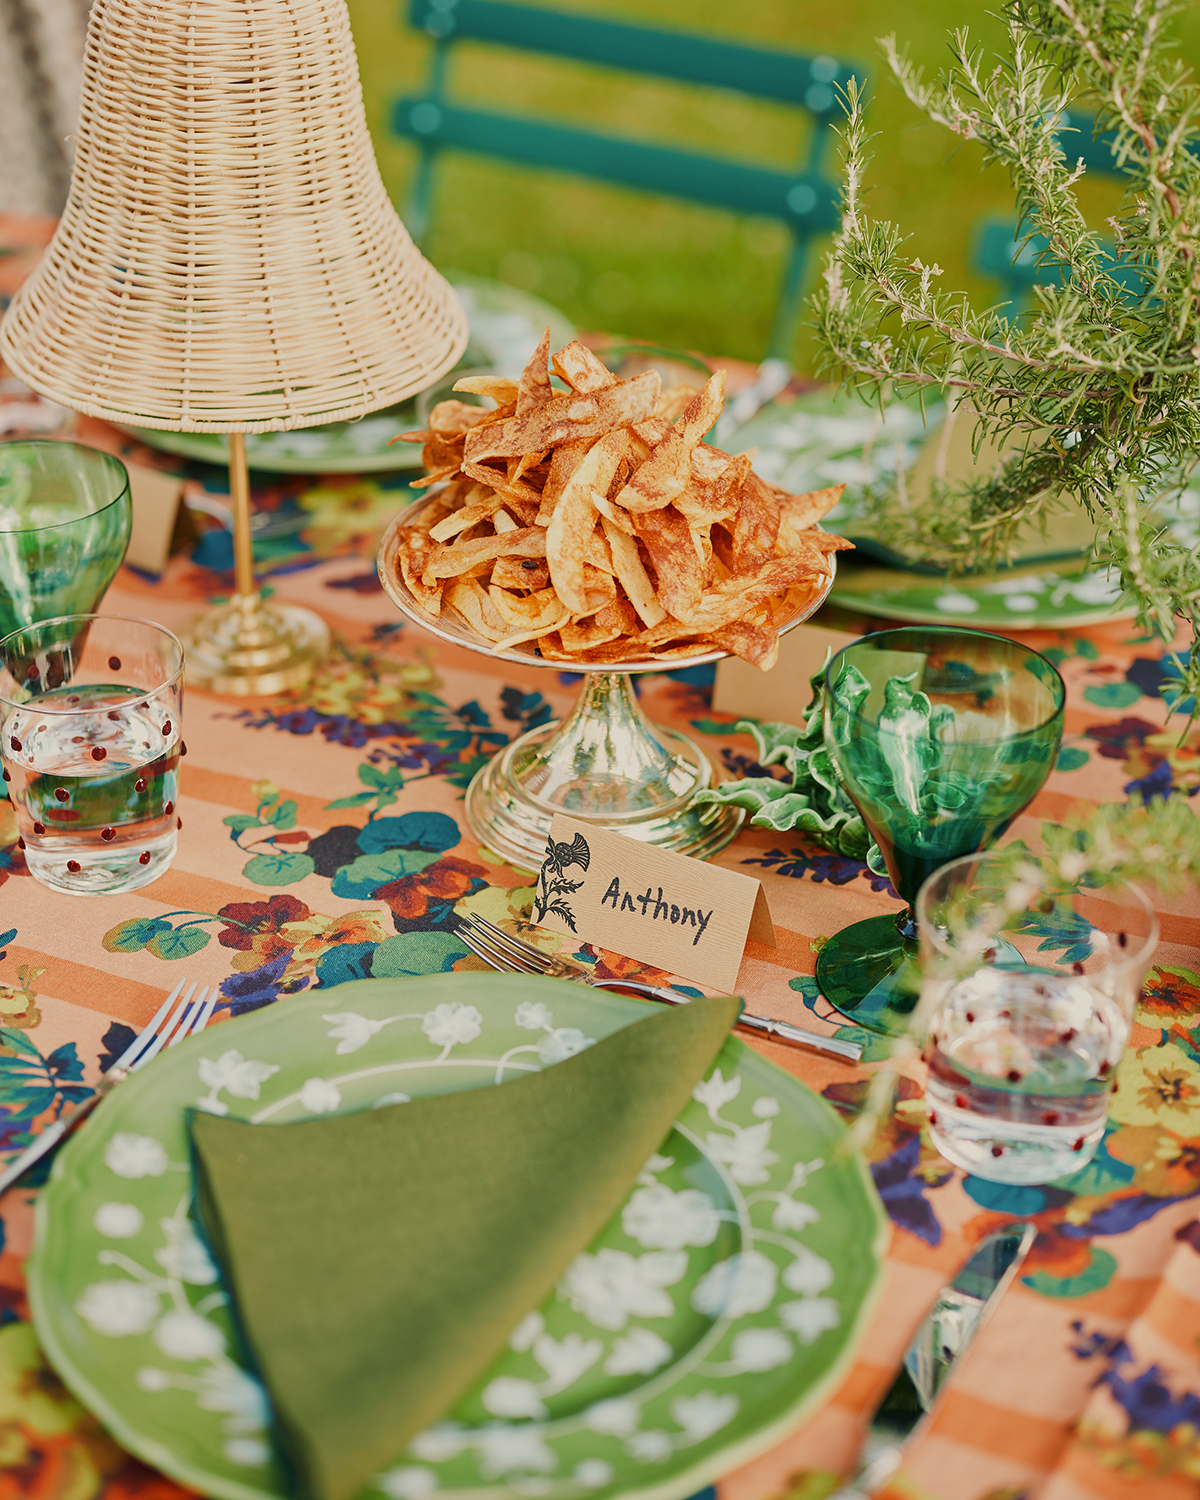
left=712, top=618, right=779, bottom=670
left=633, top=504, right=704, bottom=620
left=655, top=383, right=702, bottom=421
left=614, top=371, right=726, bottom=514
left=424, top=527, right=547, bottom=581
left=731, top=471, right=781, bottom=574
left=386, top=341, right=853, bottom=671
left=552, top=340, right=617, bottom=393
left=537, top=437, right=594, bottom=526
left=445, top=578, right=510, bottom=642
left=428, top=487, right=507, bottom=542
left=545, top=429, right=627, bottom=614
left=489, top=584, right=568, bottom=633
left=491, top=555, right=550, bottom=591
left=776, top=484, right=846, bottom=551
left=453, top=376, right=521, bottom=403
left=518, top=330, right=555, bottom=413
left=396, top=525, right=442, bottom=614
left=464, top=371, right=660, bottom=463
left=602, top=517, right=666, bottom=628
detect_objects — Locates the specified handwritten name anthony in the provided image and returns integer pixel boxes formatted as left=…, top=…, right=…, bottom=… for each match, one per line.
left=600, top=877, right=713, bottom=946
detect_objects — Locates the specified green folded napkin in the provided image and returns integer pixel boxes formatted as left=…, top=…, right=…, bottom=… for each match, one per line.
left=189, top=992, right=741, bottom=1500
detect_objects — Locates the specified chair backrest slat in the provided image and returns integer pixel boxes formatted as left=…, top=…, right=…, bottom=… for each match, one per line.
left=394, top=97, right=839, bottom=230
left=410, top=0, right=853, bottom=105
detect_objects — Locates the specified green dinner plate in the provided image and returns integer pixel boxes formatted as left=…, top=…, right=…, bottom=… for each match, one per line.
left=113, top=277, right=576, bottom=474
left=828, top=557, right=1138, bottom=628
left=30, top=973, right=885, bottom=1500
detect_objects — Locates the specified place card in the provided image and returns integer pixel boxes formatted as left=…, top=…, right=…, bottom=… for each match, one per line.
left=125, top=461, right=189, bottom=575
left=711, top=621, right=859, bottom=724
left=531, top=813, right=775, bottom=993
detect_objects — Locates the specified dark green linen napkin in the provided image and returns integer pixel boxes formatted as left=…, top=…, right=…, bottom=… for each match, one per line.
left=189, top=992, right=741, bottom=1500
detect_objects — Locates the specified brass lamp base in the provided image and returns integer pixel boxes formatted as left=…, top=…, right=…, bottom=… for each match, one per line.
left=181, top=592, right=330, bottom=696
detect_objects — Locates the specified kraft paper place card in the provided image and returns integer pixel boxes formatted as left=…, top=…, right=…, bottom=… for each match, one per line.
left=125, top=461, right=188, bottom=575
left=531, top=814, right=775, bottom=994
left=711, top=622, right=859, bottom=725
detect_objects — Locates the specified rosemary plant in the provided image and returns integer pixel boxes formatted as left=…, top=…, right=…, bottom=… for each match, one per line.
left=812, top=0, right=1200, bottom=704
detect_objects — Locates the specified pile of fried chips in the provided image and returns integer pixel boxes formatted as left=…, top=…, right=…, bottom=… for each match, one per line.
left=387, top=335, right=851, bottom=670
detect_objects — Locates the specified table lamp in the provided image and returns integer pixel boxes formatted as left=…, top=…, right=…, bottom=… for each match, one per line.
left=0, top=0, right=468, bottom=695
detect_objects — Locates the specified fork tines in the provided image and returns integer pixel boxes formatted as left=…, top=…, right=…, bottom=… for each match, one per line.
left=112, top=978, right=219, bottom=1073
left=456, top=915, right=554, bottom=976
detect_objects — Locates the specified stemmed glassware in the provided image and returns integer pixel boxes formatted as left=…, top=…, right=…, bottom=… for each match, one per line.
left=815, top=627, right=1065, bottom=1035
left=0, top=442, right=132, bottom=639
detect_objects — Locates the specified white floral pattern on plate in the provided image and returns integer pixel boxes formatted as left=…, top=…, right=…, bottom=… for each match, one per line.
left=30, top=975, right=885, bottom=1500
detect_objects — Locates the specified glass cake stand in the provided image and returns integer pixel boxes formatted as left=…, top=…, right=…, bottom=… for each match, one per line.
left=378, top=498, right=836, bottom=871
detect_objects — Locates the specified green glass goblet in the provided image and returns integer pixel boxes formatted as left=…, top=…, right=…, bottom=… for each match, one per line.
left=0, top=442, right=132, bottom=640
left=814, top=626, right=1065, bottom=1036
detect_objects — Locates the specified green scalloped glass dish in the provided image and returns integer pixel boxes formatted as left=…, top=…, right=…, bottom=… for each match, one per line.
left=30, top=973, right=884, bottom=1500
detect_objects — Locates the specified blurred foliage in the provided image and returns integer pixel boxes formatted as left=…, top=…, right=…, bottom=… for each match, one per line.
left=345, top=0, right=1200, bottom=372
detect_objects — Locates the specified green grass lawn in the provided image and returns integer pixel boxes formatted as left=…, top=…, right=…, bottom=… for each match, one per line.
left=345, top=0, right=1200, bottom=376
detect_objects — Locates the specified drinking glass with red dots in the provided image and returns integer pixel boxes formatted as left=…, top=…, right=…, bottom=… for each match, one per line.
left=914, top=851, right=1159, bottom=1184
left=0, top=615, right=183, bottom=894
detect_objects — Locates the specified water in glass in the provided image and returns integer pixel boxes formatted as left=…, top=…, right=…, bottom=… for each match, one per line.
left=925, top=964, right=1123, bottom=1183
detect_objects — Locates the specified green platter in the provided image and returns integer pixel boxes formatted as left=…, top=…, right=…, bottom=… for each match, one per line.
left=30, top=973, right=885, bottom=1500
left=113, top=277, right=576, bottom=475
left=828, top=558, right=1137, bottom=629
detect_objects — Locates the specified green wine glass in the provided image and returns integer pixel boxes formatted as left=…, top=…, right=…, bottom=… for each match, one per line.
left=815, top=626, right=1065, bottom=1036
left=0, top=442, right=132, bottom=640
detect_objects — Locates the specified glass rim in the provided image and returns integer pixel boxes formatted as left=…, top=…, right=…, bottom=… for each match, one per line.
left=824, top=624, right=1067, bottom=742
left=0, top=440, right=131, bottom=536
left=915, top=848, right=1161, bottom=974
left=0, top=613, right=184, bottom=712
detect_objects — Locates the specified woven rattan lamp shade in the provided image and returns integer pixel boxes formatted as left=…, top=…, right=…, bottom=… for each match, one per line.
left=0, top=0, right=468, bottom=433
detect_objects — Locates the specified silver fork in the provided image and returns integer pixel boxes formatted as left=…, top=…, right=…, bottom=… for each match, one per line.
left=0, top=976, right=218, bottom=1195
left=455, top=913, right=863, bottom=1062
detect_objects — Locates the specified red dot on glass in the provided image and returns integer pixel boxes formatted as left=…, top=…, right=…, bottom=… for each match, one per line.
left=991, top=1145, right=1004, bottom=1157
left=108, top=711, right=120, bottom=722
left=965, top=1010, right=975, bottom=1023
left=1043, top=1111, right=1060, bottom=1125
left=927, top=1111, right=937, bottom=1126
left=164, top=800, right=174, bottom=815
left=71, top=736, right=84, bottom=745
left=101, top=827, right=115, bottom=842
left=25, top=665, right=37, bottom=681
left=54, top=788, right=69, bottom=803
left=9, top=738, right=19, bottom=752
left=135, top=778, right=147, bottom=793
left=138, top=851, right=151, bottom=865
left=955, top=1094, right=967, bottom=1109
left=33, top=821, right=45, bottom=835
left=108, top=656, right=121, bottom=671
left=162, top=721, right=172, bottom=736
left=177, top=817, right=183, bottom=829
left=91, top=746, right=107, bottom=761
left=180, top=741, right=187, bottom=756
left=1072, top=1137, right=1085, bottom=1152
left=1006, top=1068, right=1021, bottom=1083
left=1, top=770, right=7, bottom=782
left=16, top=838, right=25, bottom=850
left=67, top=860, right=80, bottom=873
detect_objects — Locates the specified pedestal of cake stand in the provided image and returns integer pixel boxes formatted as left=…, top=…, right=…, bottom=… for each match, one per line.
left=465, top=669, right=742, bottom=871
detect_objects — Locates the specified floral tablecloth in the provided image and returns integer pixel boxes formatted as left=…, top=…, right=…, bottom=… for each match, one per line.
left=4, top=222, right=1200, bottom=1500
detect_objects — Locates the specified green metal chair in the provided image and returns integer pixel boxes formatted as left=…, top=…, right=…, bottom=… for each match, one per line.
left=391, top=0, right=860, bottom=362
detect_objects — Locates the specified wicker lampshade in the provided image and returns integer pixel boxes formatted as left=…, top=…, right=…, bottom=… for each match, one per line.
left=0, top=0, right=468, bottom=433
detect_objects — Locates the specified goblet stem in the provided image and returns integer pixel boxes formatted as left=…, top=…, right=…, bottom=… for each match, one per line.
left=464, top=670, right=743, bottom=870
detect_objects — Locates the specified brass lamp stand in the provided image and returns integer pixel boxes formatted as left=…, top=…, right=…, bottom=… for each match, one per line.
left=181, top=436, right=330, bottom=696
